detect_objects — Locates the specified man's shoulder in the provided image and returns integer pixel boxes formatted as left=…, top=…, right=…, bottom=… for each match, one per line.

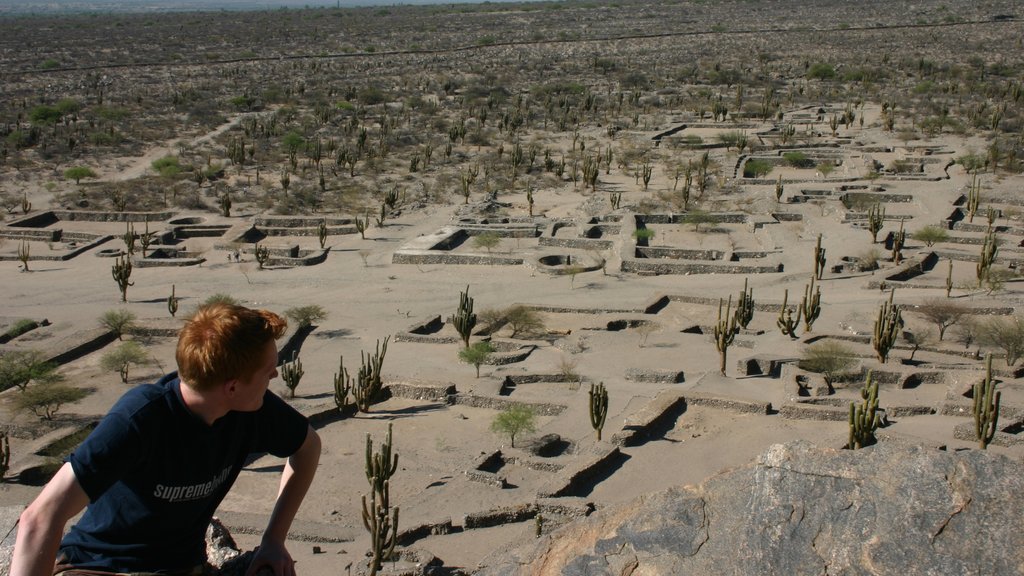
left=111, top=373, right=179, bottom=418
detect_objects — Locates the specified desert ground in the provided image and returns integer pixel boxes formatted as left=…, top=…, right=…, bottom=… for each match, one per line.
left=1, top=0, right=1023, bottom=574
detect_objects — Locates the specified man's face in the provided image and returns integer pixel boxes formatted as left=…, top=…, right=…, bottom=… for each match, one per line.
left=233, top=340, right=278, bottom=412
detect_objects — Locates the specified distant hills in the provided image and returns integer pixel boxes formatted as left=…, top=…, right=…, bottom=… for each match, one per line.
left=0, top=0, right=529, bottom=15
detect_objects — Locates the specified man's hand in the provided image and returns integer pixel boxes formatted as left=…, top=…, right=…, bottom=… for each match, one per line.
left=245, top=540, right=296, bottom=576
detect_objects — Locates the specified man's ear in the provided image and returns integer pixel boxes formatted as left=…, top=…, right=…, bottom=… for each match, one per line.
left=223, top=378, right=240, bottom=397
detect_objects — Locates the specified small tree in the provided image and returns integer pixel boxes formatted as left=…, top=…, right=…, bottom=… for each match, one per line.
left=285, top=305, right=328, bottom=328
left=683, top=210, right=715, bottom=232
left=100, top=341, right=149, bottom=383
left=99, top=309, right=137, bottom=340
left=490, top=405, right=537, bottom=448
left=64, top=166, right=97, bottom=185
left=800, top=341, right=857, bottom=388
left=914, top=299, right=968, bottom=341
left=13, top=382, right=88, bottom=420
left=978, top=315, right=1024, bottom=366
left=505, top=306, right=545, bottom=338
left=0, top=350, right=61, bottom=392
left=458, top=341, right=494, bottom=378
left=473, top=232, right=501, bottom=253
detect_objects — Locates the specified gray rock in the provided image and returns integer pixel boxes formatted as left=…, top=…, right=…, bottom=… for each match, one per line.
left=476, top=441, right=1024, bottom=575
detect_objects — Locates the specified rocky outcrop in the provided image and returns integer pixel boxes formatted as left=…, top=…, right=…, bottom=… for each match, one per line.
left=476, top=441, right=1024, bottom=575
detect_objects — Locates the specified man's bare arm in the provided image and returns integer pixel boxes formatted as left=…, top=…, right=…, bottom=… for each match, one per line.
left=245, top=425, right=321, bottom=576
left=11, top=462, right=90, bottom=576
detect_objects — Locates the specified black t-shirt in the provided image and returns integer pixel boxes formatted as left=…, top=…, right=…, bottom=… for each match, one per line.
left=59, top=373, right=308, bottom=572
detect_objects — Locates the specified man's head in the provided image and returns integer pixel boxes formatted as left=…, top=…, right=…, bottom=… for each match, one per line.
left=176, top=303, right=287, bottom=393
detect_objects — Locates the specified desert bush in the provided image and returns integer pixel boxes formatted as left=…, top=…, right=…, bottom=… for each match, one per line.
left=912, top=225, right=949, bottom=247
left=782, top=152, right=813, bottom=168
left=472, top=232, right=500, bottom=253
left=3, top=319, right=38, bottom=342
left=806, top=63, right=836, bottom=80
left=99, top=309, right=137, bottom=340
left=857, top=248, right=881, bottom=271
left=64, top=166, right=97, bottom=184
left=152, top=155, right=182, bottom=178
left=978, top=315, right=1024, bottom=366
left=799, top=341, right=858, bottom=386
left=505, top=306, right=545, bottom=338
left=285, top=305, right=328, bottom=328
left=458, top=341, right=494, bottom=378
left=914, top=299, right=968, bottom=340
left=743, top=159, right=772, bottom=178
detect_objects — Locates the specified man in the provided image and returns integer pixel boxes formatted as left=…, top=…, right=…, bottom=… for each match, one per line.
left=12, top=303, right=321, bottom=576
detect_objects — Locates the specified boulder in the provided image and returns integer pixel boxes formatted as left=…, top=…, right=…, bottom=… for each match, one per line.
left=476, top=440, right=1024, bottom=575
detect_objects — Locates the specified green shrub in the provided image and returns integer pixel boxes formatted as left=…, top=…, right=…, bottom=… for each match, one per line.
left=12, top=382, right=88, bottom=420
left=807, top=62, right=836, bottom=80
left=285, top=305, right=328, bottom=328
left=783, top=152, right=813, bottom=168
left=490, top=405, right=536, bottom=447
left=743, top=159, right=772, bottom=178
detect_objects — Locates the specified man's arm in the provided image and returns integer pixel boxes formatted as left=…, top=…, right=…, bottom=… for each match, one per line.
left=246, top=425, right=321, bottom=576
left=11, top=462, right=90, bottom=576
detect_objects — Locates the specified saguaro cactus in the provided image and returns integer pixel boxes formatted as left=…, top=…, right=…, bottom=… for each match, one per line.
left=868, top=203, right=885, bottom=243
left=589, top=382, right=609, bottom=441
left=966, top=173, right=980, bottom=223
left=734, top=278, right=754, bottom=329
left=280, top=351, right=304, bottom=398
left=450, top=286, right=477, bottom=349
left=333, top=355, right=352, bottom=412
left=362, top=424, right=399, bottom=576
left=813, top=234, right=826, bottom=280
left=873, top=289, right=901, bottom=363
left=254, top=243, right=270, bottom=270
left=220, top=192, right=232, bottom=217
left=122, top=222, right=136, bottom=256
left=776, top=289, right=802, bottom=339
left=112, top=255, right=134, bottom=302
left=973, top=354, right=1001, bottom=449
left=976, top=228, right=998, bottom=288
left=801, top=275, right=821, bottom=332
left=317, top=219, right=328, bottom=249
left=890, top=220, right=906, bottom=264
left=946, top=259, right=954, bottom=298
left=167, top=284, right=179, bottom=318
left=848, top=372, right=880, bottom=449
left=714, top=296, right=738, bottom=376
left=0, top=431, right=10, bottom=482
left=353, top=337, right=390, bottom=412
left=17, top=240, right=30, bottom=272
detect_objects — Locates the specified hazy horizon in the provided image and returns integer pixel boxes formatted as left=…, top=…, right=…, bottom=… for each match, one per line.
left=0, top=0, right=547, bottom=15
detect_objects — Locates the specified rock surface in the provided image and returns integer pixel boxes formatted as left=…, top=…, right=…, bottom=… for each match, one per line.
left=476, top=441, right=1024, bottom=575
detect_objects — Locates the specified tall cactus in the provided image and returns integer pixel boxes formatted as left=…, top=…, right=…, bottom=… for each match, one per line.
left=966, top=173, right=980, bottom=223
left=890, top=220, right=906, bottom=264
left=280, top=351, right=304, bottom=398
left=714, top=296, right=738, bottom=376
left=0, top=431, right=10, bottom=482
left=353, top=336, right=390, bottom=412
left=333, top=355, right=352, bottom=412
left=733, top=278, right=754, bottom=330
left=945, top=259, right=954, bottom=298
left=776, top=289, right=802, bottom=339
left=167, top=284, right=179, bottom=318
left=450, top=286, right=477, bottom=349
left=872, top=289, right=901, bottom=363
left=976, top=228, right=998, bottom=288
left=973, top=354, right=1001, bottom=449
left=317, top=219, right=328, bottom=249
left=362, top=424, right=399, bottom=576
left=254, top=242, right=270, bottom=270
left=122, top=222, right=137, bottom=256
left=589, top=382, right=609, bottom=441
left=17, top=240, right=30, bottom=272
left=112, top=255, right=134, bottom=302
left=801, top=275, right=821, bottom=332
left=813, top=234, right=826, bottom=280
left=867, top=203, right=885, bottom=243
left=848, top=371, right=880, bottom=449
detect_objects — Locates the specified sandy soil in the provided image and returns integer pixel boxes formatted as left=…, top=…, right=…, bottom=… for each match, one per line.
left=2, top=104, right=1023, bottom=576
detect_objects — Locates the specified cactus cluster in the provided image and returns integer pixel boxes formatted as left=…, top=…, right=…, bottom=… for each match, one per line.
left=734, top=278, right=754, bottom=329
left=776, top=289, right=802, bottom=339
left=17, top=240, right=30, bottom=272
left=714, top=296, right=739, bottom=375
left=354, top=212, right=369, bottom=239
left=848, top=372, right=880, bottom=450
left=122, top=222, right=137, bottom=255
left=280, top=351, right=304, bottom=398
left=589, top=382, right=609, bottom=441
left=973, top=354, right=1001, bottom=449
left=872, top=289, right=901, bottom=363
left=362, top=424, right=399, bottom=576
left=112, top=255, right=134, bottom=302
left=450, top=286, right=477, bottom=349
left=353, top=336, right=390, bottom=412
